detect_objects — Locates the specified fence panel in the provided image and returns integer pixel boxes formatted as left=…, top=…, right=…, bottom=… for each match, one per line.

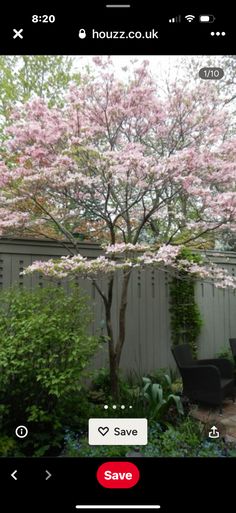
left=1, top=238, right=236, bottom=374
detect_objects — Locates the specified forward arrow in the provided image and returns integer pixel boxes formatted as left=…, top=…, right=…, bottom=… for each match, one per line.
left=45, top=470, right=52, bottom=481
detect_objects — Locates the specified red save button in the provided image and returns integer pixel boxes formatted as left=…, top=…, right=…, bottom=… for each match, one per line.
left=97, top=461, right=140, bottom=489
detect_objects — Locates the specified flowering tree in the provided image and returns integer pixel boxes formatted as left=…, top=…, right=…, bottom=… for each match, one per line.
left=1, top=57, right=236, bottom=398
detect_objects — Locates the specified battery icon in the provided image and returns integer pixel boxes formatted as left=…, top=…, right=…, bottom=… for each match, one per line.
left=199, top=15, right=215, bottom=23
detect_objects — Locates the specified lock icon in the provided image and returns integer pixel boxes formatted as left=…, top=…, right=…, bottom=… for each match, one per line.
left=78, top=29, right=86, bottom=39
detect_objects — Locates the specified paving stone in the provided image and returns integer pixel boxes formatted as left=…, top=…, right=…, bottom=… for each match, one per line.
left=225, top=434, right=236, bottom=443
left=190, top=402, right=236, bottom=438
left=226, top=413, right=236, bottom=419
left=221, top=418, right=236, bottom=426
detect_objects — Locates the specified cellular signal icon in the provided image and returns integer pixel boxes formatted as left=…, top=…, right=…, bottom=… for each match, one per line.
left=169, top=15, right=181, bottom=23
left=185, top=14, right=196, bottom=22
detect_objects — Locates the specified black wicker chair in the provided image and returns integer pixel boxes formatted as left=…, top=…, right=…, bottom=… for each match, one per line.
left=229, top=338, right=236, bottom=363
left=229, top=339, right=236, bottom=384
left=172, top=344, right=235, bottom=413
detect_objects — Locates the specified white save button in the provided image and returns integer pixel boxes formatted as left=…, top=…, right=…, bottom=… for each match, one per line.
left=88, top=418, right=148, bottom=445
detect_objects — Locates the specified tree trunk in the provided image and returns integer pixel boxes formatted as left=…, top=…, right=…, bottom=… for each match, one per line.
left=109, top=347, right=120, bottom=401
left=104, top=275, right=120, bottom=400
left=106, top=270, right=131, bottom=400
left=105, top=303, right=119, bottom=400
left=115, top=270, right=132, bottom=368
left=94, top=270, right=132, bottom=400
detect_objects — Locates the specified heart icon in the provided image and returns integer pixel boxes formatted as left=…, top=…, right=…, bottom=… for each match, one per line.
left=98, top=426, right=109, bottom=436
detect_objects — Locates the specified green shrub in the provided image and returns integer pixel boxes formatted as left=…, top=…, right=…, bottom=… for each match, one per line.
left=147, top=369, right=172, bottom=395
left=171, top=379, right=183, bottom=395
left=87, top=370, right=184, bottom=424
left=142, top=377, right=184, bottom=421
left=216, top=346, right=234, bottom=363
left=169, top=247, right=203, bottom=356
left=147, top=369, right=183, bottom=395
left=0, top=435, right=18, bottom=456
left=0, top=285, right=99, bottom=456
left=89, top=367, right=138, bottom=404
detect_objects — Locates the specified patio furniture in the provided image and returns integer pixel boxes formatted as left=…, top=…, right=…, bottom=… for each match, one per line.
left=229, top=338, right=236, bottom=363
left=229, top=339, right=236, bottom=384
left=171, top=344, right=235, bottom=413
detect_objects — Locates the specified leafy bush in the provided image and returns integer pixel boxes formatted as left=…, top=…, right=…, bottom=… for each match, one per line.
left=147, top=369, right=172, bottom=394
left=216, top=346, right=234, bottom=363
left=88, top=368, right=184, bottom=426
left=216, top=346, right=236, bottom=384
left=142, top=377, right=184, bottom=421
left=89, top=367, right=138, bottom=404
left=171, top=379, right=183, bottom=395
left=147, top=369, right=183, bottom=395
left=169, top=247, right=203, bottom=356
left=0, top=285, right=99, bottom=456
left=87, top=369, right=184, bottom=424
left=0, top=435, right=18, bottom=456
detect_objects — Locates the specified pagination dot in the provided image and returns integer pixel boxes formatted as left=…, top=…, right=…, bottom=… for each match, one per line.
left=104, top=405, right=109, bottom=409
left=112, top=405, right=117, bottom=409
left=121, top=405, right=125, bottom=409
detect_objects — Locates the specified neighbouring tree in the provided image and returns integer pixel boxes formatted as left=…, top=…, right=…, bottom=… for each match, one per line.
left=0, top=56, right=78, bottom=148
left=1, top=56, right=236, bottom=398
left=0, top=56, right=75, bottom=111
left=0, top=55, right=80, bottom=238
left=179, top=54, right=236, bottom=251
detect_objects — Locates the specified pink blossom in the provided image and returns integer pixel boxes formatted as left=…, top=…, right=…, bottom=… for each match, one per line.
left=1, top=57, right=236, bottom=290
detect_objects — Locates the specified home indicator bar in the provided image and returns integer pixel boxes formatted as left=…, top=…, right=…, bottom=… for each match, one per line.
left=75, top=507, right=161, bottom=510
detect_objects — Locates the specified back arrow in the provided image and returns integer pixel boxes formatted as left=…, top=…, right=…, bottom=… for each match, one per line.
left=11, top=470, right=18, bottom=480
left=45, top=470, right=52, bottom=480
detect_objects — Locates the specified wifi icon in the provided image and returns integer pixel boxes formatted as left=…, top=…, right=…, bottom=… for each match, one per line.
left=185, top=14, right=195, bottom=22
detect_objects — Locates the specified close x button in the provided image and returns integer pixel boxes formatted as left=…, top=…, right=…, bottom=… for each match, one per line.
left=96, top=461, right=140, bottom=489
left=13, top=28, right=23, bottom=39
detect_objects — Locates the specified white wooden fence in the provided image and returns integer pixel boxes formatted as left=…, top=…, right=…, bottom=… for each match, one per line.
left=0, top=237, right=235, bottom=374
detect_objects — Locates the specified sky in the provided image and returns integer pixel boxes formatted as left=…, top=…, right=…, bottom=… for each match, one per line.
left=72, top=54, right=225, bottom=81
left=69, top=55, right=229, bottom=99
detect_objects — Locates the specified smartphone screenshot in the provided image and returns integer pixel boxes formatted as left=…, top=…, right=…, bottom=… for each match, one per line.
left=0, top=4, right=235, bottom=511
